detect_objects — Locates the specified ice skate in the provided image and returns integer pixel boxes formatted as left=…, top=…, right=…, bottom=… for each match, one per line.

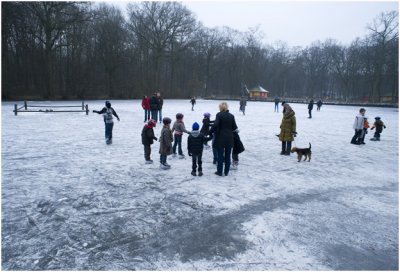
left=172, top=153, right=177, bottom=158
left=160, top=163, right=170, bottom=170
left=145, top=160, right=153, bottom=164
left=106, top=138, right=112, bottom=145
left=231, top=161, right=238, bottom=170
left=191, top=171, right=196, bottom=176
left=198, top=171, right=203, bottom=176
left=178, top=154, right=185, bottom=159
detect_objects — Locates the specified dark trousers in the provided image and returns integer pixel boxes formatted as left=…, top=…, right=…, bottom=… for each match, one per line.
left=216, top=147, right=232, bottom=175
left=144, top=144, right=151, bottom=160
left=351, top=129, right=362, bottom=144
left=374, top=131, right=381, bottom=139
left=308, top=109, right=312, bottom=118
left=105, top=122, right=114, bottom=140
left=281, top=141, right=292, bottom=153
left=192, top=153, right=203, bottom=172
left=173, top=135, right=183, bottom=155
left=158, top=109, right=162, bottom=122
left=274, top=103, right=279, bottom=112
left=151, top=110, right=158, bottom=122
left=144, top=109, right=150, bottom=121
left=160, top=154, right=167, bottom=164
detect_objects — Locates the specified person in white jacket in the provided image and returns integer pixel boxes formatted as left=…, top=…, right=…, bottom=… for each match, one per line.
left=351, top=108, right=366, bottom=145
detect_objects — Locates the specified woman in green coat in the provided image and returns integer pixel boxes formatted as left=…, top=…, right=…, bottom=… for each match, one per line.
left=279, top=103, right=296, bottom=155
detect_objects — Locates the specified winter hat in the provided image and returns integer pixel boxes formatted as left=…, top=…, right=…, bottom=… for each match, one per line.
left=105, top=101, right=111, bottom=108
left=148, top=119, right=156, bottom=127
left=192, top=122, right=200, bottom=130
left=203, top=112, right=211, bottom=118
left=162, top=117, right=172, bottom=125
left=375, top=116, right=381, bottom=120
left=281, top=101, right=286, bottom=106
left=176, top=113, right=184, bottom=120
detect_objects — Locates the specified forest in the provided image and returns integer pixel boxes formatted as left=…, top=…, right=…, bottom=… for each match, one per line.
left=1, top=1, right=398, bottom=103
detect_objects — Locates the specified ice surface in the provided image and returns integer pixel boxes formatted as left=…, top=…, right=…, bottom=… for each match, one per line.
left=2, top=99, right=398, bottom=270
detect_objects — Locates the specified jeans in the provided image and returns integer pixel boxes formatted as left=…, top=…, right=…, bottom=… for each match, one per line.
left=144, top=109, right=150, bottom=121
left=173, top=134, right=183, bottom=155
left=281, top=141, right=292, bottom=153
left=151, top=110, right=158, bottom=122
left=158, top=109, right=162, bottom=122
left=351, top=129, right=362, bottom=144
left=105, top=122, right=114, bottom=140
left=274, top=104, right=279, bottom=112
left=216, top=147, right=232, bottom=175
left=192, top=153, right=203, bottom=171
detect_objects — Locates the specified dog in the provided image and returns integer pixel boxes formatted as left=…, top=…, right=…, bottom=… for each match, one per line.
left=291, top=143, right=312, bottom=162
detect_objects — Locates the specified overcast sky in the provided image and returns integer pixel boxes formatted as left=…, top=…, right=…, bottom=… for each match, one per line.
left=183, top=0, right=398, bottom=47
left=110, top=0, right=398, bottom=48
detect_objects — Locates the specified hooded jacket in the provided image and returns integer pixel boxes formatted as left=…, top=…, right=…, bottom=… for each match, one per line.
left=141, top=124, right=156, bottom=145
left=187, top=130, right=208, bottom=155
left=279, top=109, right=296, bottom=142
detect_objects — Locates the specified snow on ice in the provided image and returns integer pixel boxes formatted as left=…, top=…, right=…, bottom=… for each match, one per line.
left=1, top=99, right=398, bottom=270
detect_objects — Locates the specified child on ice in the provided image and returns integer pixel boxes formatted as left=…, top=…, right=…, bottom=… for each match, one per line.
left=187, top=122, right=210, bottom=176
left=232, top=131, right=245, bottom=170
left=141, top=119, right=157, bottom=164
left=200, top=112, right=214, bottom=148
left=159, top=117, right=173, bottom=169
left=171, top=113, right=188, bottom=158
left=93, top=101, right=120, bottom=144
left=370, top=117, right=386, bottom=141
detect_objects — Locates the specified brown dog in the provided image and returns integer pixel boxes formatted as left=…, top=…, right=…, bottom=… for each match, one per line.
left=291, top=143, right=311, bottom=162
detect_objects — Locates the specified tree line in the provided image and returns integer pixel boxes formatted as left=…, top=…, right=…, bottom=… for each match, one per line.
left=2, top=1, right=398, bottom=103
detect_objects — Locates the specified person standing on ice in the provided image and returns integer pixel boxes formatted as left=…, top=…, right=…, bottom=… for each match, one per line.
left=200, top=112, right=214, bottom=148
left=159, top=117, right=173, bottom=169
left=141, top=95, right=150, bottom=122
left=93, top=101, right=120, bottom=144
left=157, top=92, right=164, bottom=123
left=149, top=93, right=159, bottom=122
left=231, top=130, right=245, bottom=170
left=351, top=108, right=366, bottom=145
left=279, top=102, right=296, bottom=155
left=274, top=97, right=280, bottom=112
left=171, top=113, right=189, bottom=158
left=190, top=97, right=196, bottom=111
left=141, top=119, right=157, bottom=164
left=187, top=122, right=210, bottom=176
left=209, top=102, right=238, bottom=176
left=307, top=99, right=314, bottom=118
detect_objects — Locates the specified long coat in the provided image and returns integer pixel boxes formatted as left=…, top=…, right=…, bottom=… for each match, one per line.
left=279, top=110, right=296, bottom=142
left=209, top=110, right=238, bottom=148
left=159, top=126, right=173, bottom=155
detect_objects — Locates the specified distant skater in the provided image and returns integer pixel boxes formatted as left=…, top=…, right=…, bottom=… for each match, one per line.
left=351, top=108, right=366, bottom=145
left=190, top=97, right=196, bottom=111
left=141, top=95, right=150, bottom=122
left=239, top=97, right=247, bottom=115
left=308, top=99, right=314, bottom=118
left=93, top=101, right=120, bottom=145
left=274, top=97, right=280, bottom=112
left=317, top=100, right=323, bottom=111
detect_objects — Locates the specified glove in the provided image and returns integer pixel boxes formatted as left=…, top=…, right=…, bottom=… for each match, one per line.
left=370, top=127, right=374, bottom=130
left=188, top=153, right=192, bottom=156
left=292, top=131, right=297, bottom=137
left=153, top=137, right=158, bottom=141
left=384, top=126, right=387, bottom=128
left=92, top=110, right=96, bottom=113
left=117, top=117, right=120, bottom=122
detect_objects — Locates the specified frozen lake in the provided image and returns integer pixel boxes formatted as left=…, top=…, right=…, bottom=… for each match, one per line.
left=2, top=99, right=398, bottom=270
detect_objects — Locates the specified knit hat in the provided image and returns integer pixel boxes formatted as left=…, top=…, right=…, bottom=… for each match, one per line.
left=192, top=122, right=199, bottom=130
left=203, top=112, right=211, bottom=117
left=162, top=117, right=172, bottom=125
left=375, top=116, right=381, bottom=120
left=105, top=101, right=111, bottom=108
left=176, top=113, right=184, bottom=119
left=148, top=119, right=156, bottom=127
left=281, top=101, right=286, bottom=106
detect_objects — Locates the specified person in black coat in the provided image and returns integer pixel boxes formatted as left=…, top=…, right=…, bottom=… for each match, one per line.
left=149, top=93, right=160, bottom=121
left=188, top=122, right=210, bottom=176
left=200, top=112, right=214, bottom=148
left=308, top=99, right=314, bottom=118
left=209, top=102, right=238, bottom=176
left=141, top=119, right=157, bottom=163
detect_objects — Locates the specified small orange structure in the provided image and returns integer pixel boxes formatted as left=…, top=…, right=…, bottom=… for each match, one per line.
left=248, top=85, right=269, bottom=100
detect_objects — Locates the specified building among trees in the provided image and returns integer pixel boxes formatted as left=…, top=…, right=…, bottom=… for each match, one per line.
left=248, top=86, right=269, bottom=100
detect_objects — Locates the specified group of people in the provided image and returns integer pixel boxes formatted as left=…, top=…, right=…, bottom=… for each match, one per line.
left=351, top=108, right=386, bottom=145
left=141, top=92, right=164, bottom=123
left=141, top=102, right=244, bottom=177
left=93, top=98, right=386, bottom=175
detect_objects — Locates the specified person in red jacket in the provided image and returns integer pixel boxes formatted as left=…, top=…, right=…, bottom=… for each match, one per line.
left=141, top=95, right=150, bottom=122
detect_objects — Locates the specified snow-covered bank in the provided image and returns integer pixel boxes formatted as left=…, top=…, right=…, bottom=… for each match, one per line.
left=2, top=100, right=398, bottom=270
